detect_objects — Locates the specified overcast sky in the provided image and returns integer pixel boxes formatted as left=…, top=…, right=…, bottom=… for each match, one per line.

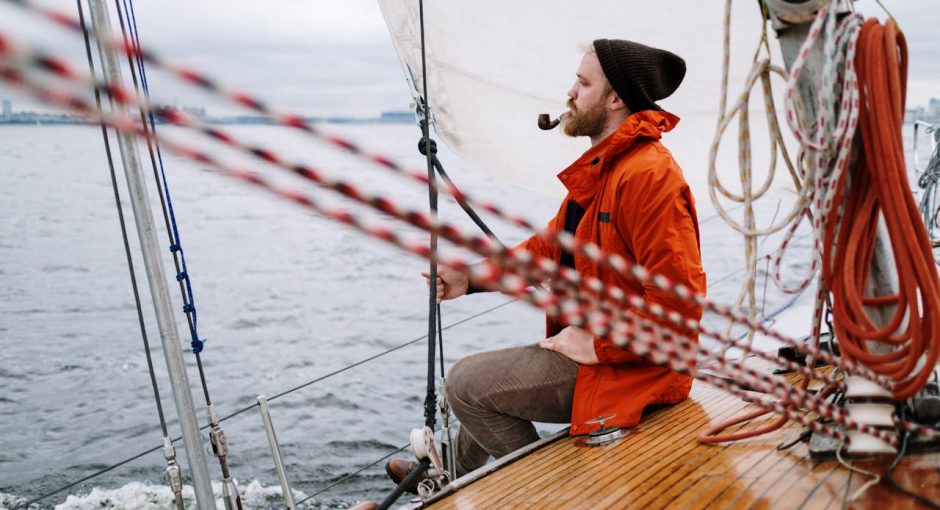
left=0, top=0, right=937, bottom=117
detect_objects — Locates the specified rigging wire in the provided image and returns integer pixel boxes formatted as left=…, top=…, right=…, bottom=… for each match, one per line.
left=111, top=3, right=242, bottom=506
left=113, top=0, right=211, bottom=401
left=294, top=441, right=412, bottom=506
left=15, top=445, right=164, bottom=510
left=74, top=10, right=187, bottom=507
left=74, top=0, right=169, bottom=438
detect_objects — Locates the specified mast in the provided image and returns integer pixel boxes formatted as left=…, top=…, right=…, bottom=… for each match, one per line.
left=85, top=1, right=218, bottom=505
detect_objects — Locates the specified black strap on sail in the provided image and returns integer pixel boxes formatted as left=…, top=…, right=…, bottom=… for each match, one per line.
left=379, top=0, right=515, bottom=507
left=416, top=0, right=440, bottom=432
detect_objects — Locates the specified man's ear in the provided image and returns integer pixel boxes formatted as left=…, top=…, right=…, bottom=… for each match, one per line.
left=608, top=92, right=627, bottom=112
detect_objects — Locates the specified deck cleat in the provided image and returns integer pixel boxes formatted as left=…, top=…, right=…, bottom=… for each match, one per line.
left=585, top=415, right=625, bottom=446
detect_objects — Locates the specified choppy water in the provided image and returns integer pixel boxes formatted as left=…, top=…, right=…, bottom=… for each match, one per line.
left=0, top=123, right=561, bottom=509
left=0, top=121, right=926, bottom=509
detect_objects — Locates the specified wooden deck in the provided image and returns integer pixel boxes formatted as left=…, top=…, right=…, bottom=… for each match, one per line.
left=415, top=358, right=940, bottom=509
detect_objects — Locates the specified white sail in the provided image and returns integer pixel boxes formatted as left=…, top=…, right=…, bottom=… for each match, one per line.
left=377, top=0, right=785, bottom=200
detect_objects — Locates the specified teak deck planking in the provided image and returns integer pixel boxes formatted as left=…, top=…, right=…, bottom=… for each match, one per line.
left=422, top=357, right=940, bottom=509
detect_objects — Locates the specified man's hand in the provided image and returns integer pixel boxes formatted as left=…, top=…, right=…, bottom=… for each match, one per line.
left=422, top=264, right=469, bottom=303
left=539, top=326, right=599, bottom=365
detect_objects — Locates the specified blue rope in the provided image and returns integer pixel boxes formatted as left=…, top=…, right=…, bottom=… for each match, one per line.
left=124, top=0, right=204, bottom=354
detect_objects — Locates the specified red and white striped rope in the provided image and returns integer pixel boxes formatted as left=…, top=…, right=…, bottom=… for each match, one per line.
left=0, top=25, right=891, bottom=388
left=774, top=4, right=863, bottom=294
left=5, top=6, right=934, bottom=442
left=2, top=61, right=931, bottom=447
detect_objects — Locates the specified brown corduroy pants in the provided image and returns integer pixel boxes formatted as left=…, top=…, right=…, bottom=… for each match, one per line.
left=444, top=343, right=579, bottom=476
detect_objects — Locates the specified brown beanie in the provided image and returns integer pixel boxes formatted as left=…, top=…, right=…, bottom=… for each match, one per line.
left=593, top=39, right=686, bottom=113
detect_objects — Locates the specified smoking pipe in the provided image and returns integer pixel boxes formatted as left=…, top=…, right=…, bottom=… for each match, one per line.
left=538, top=112, right=569, bottom=130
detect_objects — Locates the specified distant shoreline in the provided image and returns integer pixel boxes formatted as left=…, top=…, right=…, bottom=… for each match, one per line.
left=0, top=109, right=417, bottom=126
left=2, top=114, right=938, bottom=127
left=0, top=116, right=416, bottom=126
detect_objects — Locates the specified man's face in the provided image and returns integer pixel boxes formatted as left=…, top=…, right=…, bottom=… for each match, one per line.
left=563, top=51, right=611, bottom=138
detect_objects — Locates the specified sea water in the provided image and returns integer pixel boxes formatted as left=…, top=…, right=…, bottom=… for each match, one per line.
left=0, top=122, right=926, bottom=509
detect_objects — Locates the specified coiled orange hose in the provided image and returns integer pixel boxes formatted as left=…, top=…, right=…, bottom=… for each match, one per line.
left=823, top=18, right=940, bottom=400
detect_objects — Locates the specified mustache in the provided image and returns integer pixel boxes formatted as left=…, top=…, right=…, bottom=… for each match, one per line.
left=567, top=98, right=577, bottom=112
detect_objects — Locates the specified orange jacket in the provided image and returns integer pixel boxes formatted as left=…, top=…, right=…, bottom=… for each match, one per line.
left=518, top=110, right=706, bottom=435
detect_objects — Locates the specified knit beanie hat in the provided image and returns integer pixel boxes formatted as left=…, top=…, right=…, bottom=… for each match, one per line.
left=592, top=39, right=686, bottom=113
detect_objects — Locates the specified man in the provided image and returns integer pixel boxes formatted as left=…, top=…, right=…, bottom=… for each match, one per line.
left=387, top=39, right=706, bottom=489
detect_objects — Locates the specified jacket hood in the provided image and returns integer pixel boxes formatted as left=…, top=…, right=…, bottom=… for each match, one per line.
left=557, top=110, right=680, bottom=204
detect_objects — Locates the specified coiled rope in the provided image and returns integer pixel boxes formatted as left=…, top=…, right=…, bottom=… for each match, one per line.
left=701, top=0, right=859, bottom=444
left=709, top=0, right=802, bottom=354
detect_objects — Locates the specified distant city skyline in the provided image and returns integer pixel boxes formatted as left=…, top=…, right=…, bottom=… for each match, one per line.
left=0, top=96, right=415, bottom=125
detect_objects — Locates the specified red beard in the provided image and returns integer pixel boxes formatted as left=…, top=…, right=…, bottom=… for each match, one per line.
left=563, top=97, right=608, bottom=138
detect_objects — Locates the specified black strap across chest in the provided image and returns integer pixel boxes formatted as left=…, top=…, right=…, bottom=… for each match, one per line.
left=560, top=199, right=586, bottom=269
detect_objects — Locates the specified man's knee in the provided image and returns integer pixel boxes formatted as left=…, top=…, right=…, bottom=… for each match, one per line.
left=444, top=353, right=485, bottom=408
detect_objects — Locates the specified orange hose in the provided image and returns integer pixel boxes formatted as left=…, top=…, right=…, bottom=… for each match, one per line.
left=697, top=377, right=839, bottom=444
left=823, top=19, right=940, bottom=400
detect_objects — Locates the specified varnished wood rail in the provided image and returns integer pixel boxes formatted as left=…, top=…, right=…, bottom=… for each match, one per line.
left=415, top=357, right=940, bottom=510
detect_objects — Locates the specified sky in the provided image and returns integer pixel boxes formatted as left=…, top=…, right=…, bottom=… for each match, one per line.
left=0, top=0, right=937, bottom=117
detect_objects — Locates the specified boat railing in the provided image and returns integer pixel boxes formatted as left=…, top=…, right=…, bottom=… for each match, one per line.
left=913, top=121, right=940, bottom=242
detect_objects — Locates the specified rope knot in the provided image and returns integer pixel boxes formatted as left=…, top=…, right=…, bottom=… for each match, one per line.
left=418, top=137, right=437, bottom=156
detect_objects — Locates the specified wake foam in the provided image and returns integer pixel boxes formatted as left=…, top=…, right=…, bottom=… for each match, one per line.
left=0, top=480, right=351, bottom=510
